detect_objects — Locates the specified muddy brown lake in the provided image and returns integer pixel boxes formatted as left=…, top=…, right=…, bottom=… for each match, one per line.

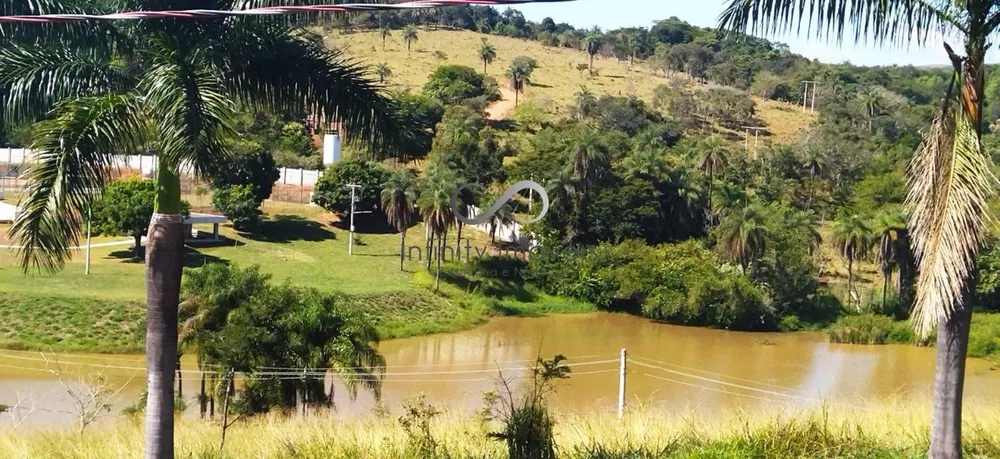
left=2, top=312, right=998, bottom=428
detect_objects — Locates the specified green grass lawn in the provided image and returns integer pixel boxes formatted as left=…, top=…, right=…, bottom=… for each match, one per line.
left=0, top=202, right=595, bottom=352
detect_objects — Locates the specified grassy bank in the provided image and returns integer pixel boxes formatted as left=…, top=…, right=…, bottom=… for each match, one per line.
left=826, top=313, right=1000, bottom=362
left=2, top=403, right=999, bottom=458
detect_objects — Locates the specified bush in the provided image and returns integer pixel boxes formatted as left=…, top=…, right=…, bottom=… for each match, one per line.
left=205, top=139, right=280, bottom=203
left=422, top=65, right=499, bottom=105
left=212, top=184, right=261, bottom=230
left=826, top=314, right=915, bottom=345
left=528, top=240, right=776, bottom=330
left=92, top=179, right=190, bottom=258
left=311, top=159, right=392, bottom=215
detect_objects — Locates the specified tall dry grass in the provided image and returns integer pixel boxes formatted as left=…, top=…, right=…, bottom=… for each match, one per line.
left=3, top=399, right=999, bottom=458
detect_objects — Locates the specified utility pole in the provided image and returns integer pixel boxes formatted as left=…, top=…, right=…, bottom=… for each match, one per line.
left=345, top=184, right=371, bottom=255
left=617, top=348, right=627, bottom=420
left=801, top=80, right=817, bottom=113
left=741, top=126, right=766, bottom=160
left=85, top=204, right=92, bottom=275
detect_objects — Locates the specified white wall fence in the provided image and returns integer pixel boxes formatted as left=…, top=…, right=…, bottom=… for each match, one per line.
left=1, top=148, right=325, bottom=187
left=463, top=205, right=535, bottom=248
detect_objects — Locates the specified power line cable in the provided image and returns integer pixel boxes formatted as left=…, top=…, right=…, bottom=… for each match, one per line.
left=0, top=0, right=575, bottom=24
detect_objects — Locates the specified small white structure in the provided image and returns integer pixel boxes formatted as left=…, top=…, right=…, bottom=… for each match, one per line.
left=0, top=201, right=16, bottom=223
left=183, top=212, right=227, bottom=241
left=322, top=133, right=342, bottom=166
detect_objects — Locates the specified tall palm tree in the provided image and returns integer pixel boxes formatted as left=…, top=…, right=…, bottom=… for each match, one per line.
left=874, top=210, right=908, bottom=310
left=715, top=203, right=771, bottom=274
left=784, top=208, right=823, bottom=255
left=831, top=214, right=874, bottom=311
left=418, top=168, right=456, bottom=293
left=721, top=2, right=999, bottom=455
left=402, top=25, right=419, bottom=52
left=380, top=25, right=392, bottom=51
left=478, top=38, right=497, bottom=75
left=505, top=61, right=532, bottom=106
left=4, top=4, right=404, bottom=457
left=375, top=63, right=392, bottom=83
left=584, top=31, right=602, bottom=72
left=696, top=136, right=730, bottom=225
left=381, top=171, right=417, bottom=271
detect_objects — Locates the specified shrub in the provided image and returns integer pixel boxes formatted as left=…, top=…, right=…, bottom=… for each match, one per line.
left=312, top=159, right=392, bottom=215
left=212, top=184, right=261, bottom=230
left=205, top=139, right=280, bottom=203
left=422, top=64, right=499, bottom=105
left=92, top=179, right=190, bottom=258
left=826, top=314, right=914, bottom=345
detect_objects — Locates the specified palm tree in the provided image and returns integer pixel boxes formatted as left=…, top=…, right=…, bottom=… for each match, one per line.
left=418, top=169, right=456, bottom=293
left=402, top=25, right=419, bottom=52
left=574, top=86, right=596, bottom=120
left=480, top=193, right=516, bottom=244
left=380, top=25, right=392, bottom=51
left=622, top=147, right=671, bottom=181
left=721, top=3, right=999, bottom=454
left=831, top=214, right=874, bottom=311
left=381, top=172, right=417, bottom=271
left=858, top=88, right=882, bottom=130
left=874, top=210, right=908, bottom=310
left=375, top=63, right=392, bottom=83
left=801, top=148, right=826, bottom=211
left=696, top=136, right=730, bottom=225
left=505, top=61, right=532, bottom=106
left=4, top=5, right=404, bottom=457
left=584, top=31, right=602, bottom=72
left=715, top=203, right=771, bottom=274
left=478, top=39, right=497, bottom=75
left=784, top=209, right=823, bottom=255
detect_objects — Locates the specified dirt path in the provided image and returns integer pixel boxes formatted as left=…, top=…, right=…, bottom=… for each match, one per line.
left=485, top=87, right=517, bottom=121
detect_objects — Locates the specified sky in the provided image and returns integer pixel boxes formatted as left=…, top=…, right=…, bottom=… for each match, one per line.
left=513, top=0, right=983, bottom=67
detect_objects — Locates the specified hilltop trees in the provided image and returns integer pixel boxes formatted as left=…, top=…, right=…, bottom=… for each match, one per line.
left=423, top=65, right=498, bottom=105
left=584, top=31, right=601, bottom=72
left=505, top=59, right=534, bottom=106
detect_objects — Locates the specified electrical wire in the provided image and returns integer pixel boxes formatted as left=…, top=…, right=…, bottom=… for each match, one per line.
left=0, top=0, right=574, bottom=24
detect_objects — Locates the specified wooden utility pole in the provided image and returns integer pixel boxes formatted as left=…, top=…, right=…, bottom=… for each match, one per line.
left=741, top=126, right=767, bottom=160
left=801, top=81, right=818, bottom=113
left=617, top=348, right=627, bottom=420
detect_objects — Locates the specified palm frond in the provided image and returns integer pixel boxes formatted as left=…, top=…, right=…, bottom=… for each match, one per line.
left=0, top=44, right=132, bottom=130
left=212, top=21, right=407, bottom=159
left=140, top=45, right=235, bottom=178
left=718, top=0, right=964, bottom=46
left=10, top=94, right=144, bottom=273
left=906, top=103, right=997, bottom=337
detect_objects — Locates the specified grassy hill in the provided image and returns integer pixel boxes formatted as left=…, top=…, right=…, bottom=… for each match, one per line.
left=325, top=28, right=815, bottom=145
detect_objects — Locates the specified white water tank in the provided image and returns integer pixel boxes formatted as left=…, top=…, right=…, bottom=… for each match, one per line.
left=323, top=134, right=342, bottom=166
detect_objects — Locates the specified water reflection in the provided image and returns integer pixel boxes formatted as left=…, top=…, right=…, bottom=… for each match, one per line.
left=1, top=312, right=998, bottom=428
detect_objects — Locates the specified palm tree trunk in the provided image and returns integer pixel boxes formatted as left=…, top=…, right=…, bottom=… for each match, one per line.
left=456, top=221, right=463, bottom=259
left=882, top=275, right=889, bottom=312
left=135, top=234, right=143, bottom=259
left=483, top=60, right=487, bottom=74
left=847, top=257, right=854, bottom=311
left=929, top=301, right=973, bottom=459
left=434, top=233, right=443, bottom=293
left=199, top=362, right=206, bottom=419
left=399, top=230, right=406, bottom=271
left=589, top=54, right=594, bottom=72
left=706, top=167, right=714, bottom=227
left=145, top=165, right=184, bottom=459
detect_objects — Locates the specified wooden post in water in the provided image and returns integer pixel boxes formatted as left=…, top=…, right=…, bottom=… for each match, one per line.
left=617, top=348, right=627, bottom=420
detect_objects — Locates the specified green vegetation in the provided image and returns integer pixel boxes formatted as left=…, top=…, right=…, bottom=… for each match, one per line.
left=0, top=293, right=145, bottom=353
left=2, top=403, right=999, bottom=458
left=212, top=185, right=262, bottom=230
